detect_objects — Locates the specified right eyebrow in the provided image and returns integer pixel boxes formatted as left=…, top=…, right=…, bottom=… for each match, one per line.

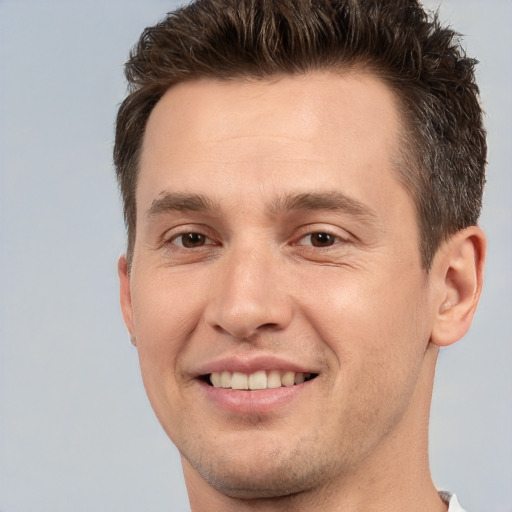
left=145, top=192, right=219, bottom=220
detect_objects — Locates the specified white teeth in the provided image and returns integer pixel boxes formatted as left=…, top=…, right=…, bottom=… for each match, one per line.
left=267, top=370, right=282, bottom=389
left=211, top=372, right=221, bottom=387
left=294, top=372, right=305, bottom=384
left=220, top=371, right=231, bottom=388
left=281, top=371, right=295, bottom=387
left=209, top=370, right=313, bottom=390
left=248, top=370, right=267, bottom=390
left=231, top=372, right=249, bottom=390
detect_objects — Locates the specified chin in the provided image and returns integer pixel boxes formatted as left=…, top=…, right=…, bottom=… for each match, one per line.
left=196, top=462, right=319, bottom=500
left=183, top=437, right=338, bottom=500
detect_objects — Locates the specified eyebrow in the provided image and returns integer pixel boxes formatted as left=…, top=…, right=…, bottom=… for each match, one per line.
left=146, top=192, right=220, bottom=219
left=268, top=191, right=378, bottom=222
left=146, top=190, right=377, bottom=223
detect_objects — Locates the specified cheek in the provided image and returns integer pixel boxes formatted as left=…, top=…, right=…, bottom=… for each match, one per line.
left=130, top=273, right=207, bottom=383
left=133, top=271, right=202, bottom=333
left=300, top=264, right=430, bottom=379
left=131, top=275, right=205, bottom=435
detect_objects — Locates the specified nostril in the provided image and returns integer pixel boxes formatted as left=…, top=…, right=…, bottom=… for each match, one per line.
left=205, top=285, right=293, bottom=340
left=238, top=323, right=281, bottom=340
left=212, top=322, right=280, bottom=341
left=260, top=322, right=280, bottom=330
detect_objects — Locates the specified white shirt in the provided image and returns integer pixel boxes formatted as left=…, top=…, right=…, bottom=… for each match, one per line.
left=439, top=491, right=466, bottom=512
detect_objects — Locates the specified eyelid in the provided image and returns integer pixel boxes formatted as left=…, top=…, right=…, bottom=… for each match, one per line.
left=296, top=233, right=344, bottom=247
left=171, top=233, right=213, bottom=247
left=292, top=225, right=352, bottom=246
left=160, top=225, right=218, bottom=247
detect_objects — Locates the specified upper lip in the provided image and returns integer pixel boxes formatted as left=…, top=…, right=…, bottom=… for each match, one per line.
left=194, top=354, right=319, bottom=377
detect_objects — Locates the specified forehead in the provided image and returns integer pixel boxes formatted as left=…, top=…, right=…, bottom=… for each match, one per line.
left=138, top=71, right=407, bottom=216
left=143, top=71, right=402, bottom=154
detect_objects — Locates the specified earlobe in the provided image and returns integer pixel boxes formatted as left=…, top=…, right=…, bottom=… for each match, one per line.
left=430, top=226, right=486, bottom=347
left=118, top=254, right=136, bottom=345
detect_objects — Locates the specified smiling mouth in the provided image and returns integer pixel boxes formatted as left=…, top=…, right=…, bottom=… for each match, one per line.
left=201, top=370, right=318, bottom=390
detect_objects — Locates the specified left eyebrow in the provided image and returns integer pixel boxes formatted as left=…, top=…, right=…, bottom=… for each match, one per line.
left=267, top=191, right=378, bottom=223
left=145, top=192, right=220, bottom=220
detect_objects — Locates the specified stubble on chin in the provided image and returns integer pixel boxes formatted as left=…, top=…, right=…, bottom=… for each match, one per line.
left=180, top=430, right=344, bottom=501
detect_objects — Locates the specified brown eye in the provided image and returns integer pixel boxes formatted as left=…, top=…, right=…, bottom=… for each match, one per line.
left=309, top=232, right=337, bottom=247
left=175, top=233, right=207, bottom=248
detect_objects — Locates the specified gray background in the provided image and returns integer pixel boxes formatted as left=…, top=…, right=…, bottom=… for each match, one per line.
left=0, top=1, right=510, bottom=511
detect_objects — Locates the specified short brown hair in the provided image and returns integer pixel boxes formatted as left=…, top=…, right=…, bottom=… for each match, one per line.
left=114, top=0, right=486, bottom=270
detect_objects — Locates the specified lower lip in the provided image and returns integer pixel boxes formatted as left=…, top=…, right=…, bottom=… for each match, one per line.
left=199, top=380, right=311, bottom=414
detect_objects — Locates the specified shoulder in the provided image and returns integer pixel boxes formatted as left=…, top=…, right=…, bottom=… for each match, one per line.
left=439, top=491, right=467, bottom=512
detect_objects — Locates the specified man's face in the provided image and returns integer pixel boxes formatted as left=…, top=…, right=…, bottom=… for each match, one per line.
left=120, top=72, right=439, bottom=498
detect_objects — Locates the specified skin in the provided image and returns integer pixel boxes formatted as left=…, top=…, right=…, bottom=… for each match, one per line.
left=118, top=72, right=485, bottom=511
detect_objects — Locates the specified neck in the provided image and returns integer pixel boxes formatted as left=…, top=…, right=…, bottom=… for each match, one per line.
left=185, top=343, right=447, bottom=512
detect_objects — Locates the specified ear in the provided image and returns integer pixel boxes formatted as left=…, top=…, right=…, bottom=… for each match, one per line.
left=430, top=226, right=486, bottom=347
left=118, top=254, right=137, bottom=346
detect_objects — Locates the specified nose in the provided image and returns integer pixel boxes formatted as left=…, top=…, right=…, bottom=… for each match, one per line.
left=204, top=244, right=293, bottom=340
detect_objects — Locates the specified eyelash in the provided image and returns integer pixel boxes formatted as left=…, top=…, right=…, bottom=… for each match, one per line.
left=164, top=231, right=216, bottom=249
left=294, top=231, right=347, bottom=248
left=163, top=228, right=348, bottom=251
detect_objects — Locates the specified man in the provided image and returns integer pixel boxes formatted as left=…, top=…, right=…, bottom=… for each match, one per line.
left=114, top=1, right=486, bottom=510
